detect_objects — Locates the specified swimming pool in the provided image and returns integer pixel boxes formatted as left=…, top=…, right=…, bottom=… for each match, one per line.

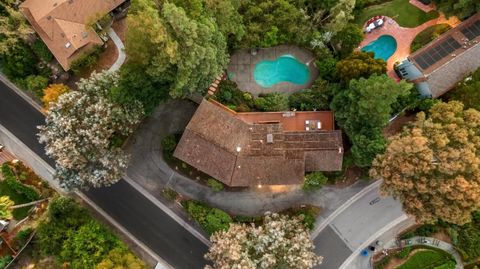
left=361, top=35, right=397, bottom=61
left=253, top=54, right=310, bottom=88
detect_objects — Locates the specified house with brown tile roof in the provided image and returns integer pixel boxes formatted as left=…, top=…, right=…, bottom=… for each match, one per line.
left=20, top=0, right=126, bottom=71
left=397, top=13, right=480, bottom=98
left=173, top=99, right=343, bottom=187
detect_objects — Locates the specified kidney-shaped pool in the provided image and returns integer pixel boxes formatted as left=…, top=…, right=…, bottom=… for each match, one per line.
left=361, top=35, right=397, bottom=61
left=253, top=54, right=310, bottom=88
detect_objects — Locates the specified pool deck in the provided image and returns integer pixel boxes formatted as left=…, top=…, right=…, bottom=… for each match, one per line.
left=227, top=45, right=319, bottom=96
left=359, top=13, right=460, bottom=71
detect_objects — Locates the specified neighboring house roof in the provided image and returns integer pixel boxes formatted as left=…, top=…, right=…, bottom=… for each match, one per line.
left=173, top=99, right=343, bottom=187
left=407, top=13, right=480, bottom=98
left=20, top=0, right=125, bottom=70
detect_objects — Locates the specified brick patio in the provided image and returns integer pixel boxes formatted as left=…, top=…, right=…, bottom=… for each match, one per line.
left=359, top=13, right=460, bottom=71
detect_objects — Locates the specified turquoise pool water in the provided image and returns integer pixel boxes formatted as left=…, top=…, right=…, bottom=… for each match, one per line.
left=253, top=54, right=310, bottom=88
left=361, top=35, right=397, bottom=61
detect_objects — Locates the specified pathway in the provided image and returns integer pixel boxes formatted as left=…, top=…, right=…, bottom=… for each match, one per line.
left=383, top=236, right=463, bottom=269
left=107, top=27, right=126, bottom=72
left=409, top=0, right=436, bottom=12
left=359, top=13, right=460, bottom=70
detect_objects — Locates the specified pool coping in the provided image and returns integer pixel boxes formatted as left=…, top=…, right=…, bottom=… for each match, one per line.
left=227, top=45, right=319, bottom=96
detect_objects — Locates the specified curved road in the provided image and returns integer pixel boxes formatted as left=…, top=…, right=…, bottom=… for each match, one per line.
left=0, top=79, right=208, bottom=268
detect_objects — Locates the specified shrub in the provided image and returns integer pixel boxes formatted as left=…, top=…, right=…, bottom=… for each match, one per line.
left=303, top=172, right=328, bottom=191
left=60, top=220, right=120, bottom=269
left=95, top=247, right=147, bottom=269
left=397, top=246, right=412, bottom=259
left=182, top=200, right=232, bottom=235
left=32, top=38, right=53, bottom=62
left=296, top=208, right=316, bottom=230
left=0, top=256, right=12, bottom=268
left=0, top=41, right=37, bottom=80
left=161, top=135, right=177, bottom=161
left=254, top=92, right=289, bottom=112
left=25, top=75, right=49, bottom=97
left=288, top=79, right=334, bottom=111
left=162, top=187, right=178, bottom=202
left=14, top=227, right=33, bottom=248
left=4, top=178, right=40, bottom=201
left=70, top=46, right=101, bottom=74
left=207, top=178, right=224, bottom=192
left=42, top=84, right=70, bottom=110
left=374, top=255, right=391, bottom=269
left=213, top=80, right=254, bottom=111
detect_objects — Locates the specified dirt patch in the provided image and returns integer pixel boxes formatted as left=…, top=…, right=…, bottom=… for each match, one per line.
left=384, top=113, right=416, bottom=137
left=431, top=231, right=452, bottom=244
left=335, top=166, right=364, bottom=188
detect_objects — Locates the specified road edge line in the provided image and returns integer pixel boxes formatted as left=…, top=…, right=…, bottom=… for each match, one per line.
left=338, top=214, right=409, bottom=269
left=311, top=180, right=383, bottom=239
left=123, top=174, right=211, bottom=246
left=76, top=191, right=174, bottom=269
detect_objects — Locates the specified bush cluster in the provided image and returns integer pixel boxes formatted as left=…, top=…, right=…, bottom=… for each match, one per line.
left=182, top=200, right=232, bottom=235
left=35, top=197, right=146, bottom=269
left=207, top=179, right=224, bottom=192
left=302, top=172, right=328, bottom=191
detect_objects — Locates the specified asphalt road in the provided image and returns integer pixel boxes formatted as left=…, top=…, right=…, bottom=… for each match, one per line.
left=0, top=80, right=208, bottom=269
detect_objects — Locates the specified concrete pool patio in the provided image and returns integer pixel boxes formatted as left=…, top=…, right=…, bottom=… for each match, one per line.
left=227, top=45, right=319, bottom=95
left=359, top=13, right=460, bottom=71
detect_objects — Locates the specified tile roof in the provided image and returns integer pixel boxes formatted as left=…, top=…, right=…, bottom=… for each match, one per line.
left=20, top=0, right=125, bottom=70
left=409, top=13, right=480, bottom=97
left=173, top=99, right=343, bottom=187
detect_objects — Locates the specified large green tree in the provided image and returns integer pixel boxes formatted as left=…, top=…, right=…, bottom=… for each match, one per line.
left=331, top=75, right=412, bottom=167
left=121, top=0, right=229, bottom=110
left=434, top=0, right=480, bottom=19
left=371, top=101, right=480, bottom=225
left=446, top=67, right=480, bottom=111
left=239, top=0, right=308, bottom=48
left=336, top=51, right=386, bottom=82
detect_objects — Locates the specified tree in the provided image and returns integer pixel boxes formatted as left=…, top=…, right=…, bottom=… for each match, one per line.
left=0, top=41, right=37, bottom=80
left=204, top=0, right=245, bottom=45
left=239, top=0, right=308, bottom=48
left=288, top=79, right=335, bottom=111
left=325, top=0, right=356, bottom=33
left=25, top=75, right=49, bottom=97
left=95, top=247, right=147, bottom=269
left=60, top=220, right=120, bottom=269
left=42, top=84, right=70, bottom=110
left=336, top=52, right=386, bottom=82
left=332, top=23, right=364, bottom=57
left=0, top=196, right=14, bottom=219
left=205, top=213, right=322, bottom=269
left=124, top=0, right=228, bottom=100
left=446, top=67, right=480, bottom=111
left=331, top=75, right=412, bottom=167
left=303, top=172, right=328, bottom=191
left=38, top=71, right=143, bottom=189
left=434, top=0, right=480, bottom=19
left=370, top=101, right=480, bottom=225
left=0, top=3, right=33, bottom=54
left=254, top=92, right=289, bottom=111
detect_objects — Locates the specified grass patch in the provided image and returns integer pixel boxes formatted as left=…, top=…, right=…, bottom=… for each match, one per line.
left=354, top=0, right=439, bottom=28
left=396, top=249, right=455, bottom=269
left=411, top=24, right=451, bottom=52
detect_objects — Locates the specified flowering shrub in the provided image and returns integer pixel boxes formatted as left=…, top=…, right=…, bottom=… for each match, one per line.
left=205, top=212, right=322, bottom=269
left=38, top=71, right=143, bottom=189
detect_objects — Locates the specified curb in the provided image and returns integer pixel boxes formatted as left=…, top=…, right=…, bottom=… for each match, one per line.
left=311, top=180, right=383, bottom=239
left=338, top=214, right=409, bottom=269
left=123, top=175, right=211, bottom=246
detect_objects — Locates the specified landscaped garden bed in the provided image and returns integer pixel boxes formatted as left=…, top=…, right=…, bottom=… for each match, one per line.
left=410, top=24, right=452, bottom=52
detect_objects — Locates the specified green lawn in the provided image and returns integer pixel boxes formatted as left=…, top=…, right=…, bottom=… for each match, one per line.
left=0, top=180, right=34, bottom=220
left=396, top=249, right=455, bottom=269
left=354, top=0, right=439, bottom=28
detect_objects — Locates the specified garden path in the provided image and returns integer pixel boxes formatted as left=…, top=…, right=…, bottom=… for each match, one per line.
left=409, top=0, right=436, bottom=12
left=359, top=13, right=460, bottom=71
left=107, top=27, right=126, bottom=72
left=383, top=236, right=463, bottom=269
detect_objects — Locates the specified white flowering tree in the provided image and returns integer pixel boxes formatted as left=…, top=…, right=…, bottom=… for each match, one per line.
left=205, top=213, right=322, bottom=269
left=38, top=71, right=143, bottom=189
